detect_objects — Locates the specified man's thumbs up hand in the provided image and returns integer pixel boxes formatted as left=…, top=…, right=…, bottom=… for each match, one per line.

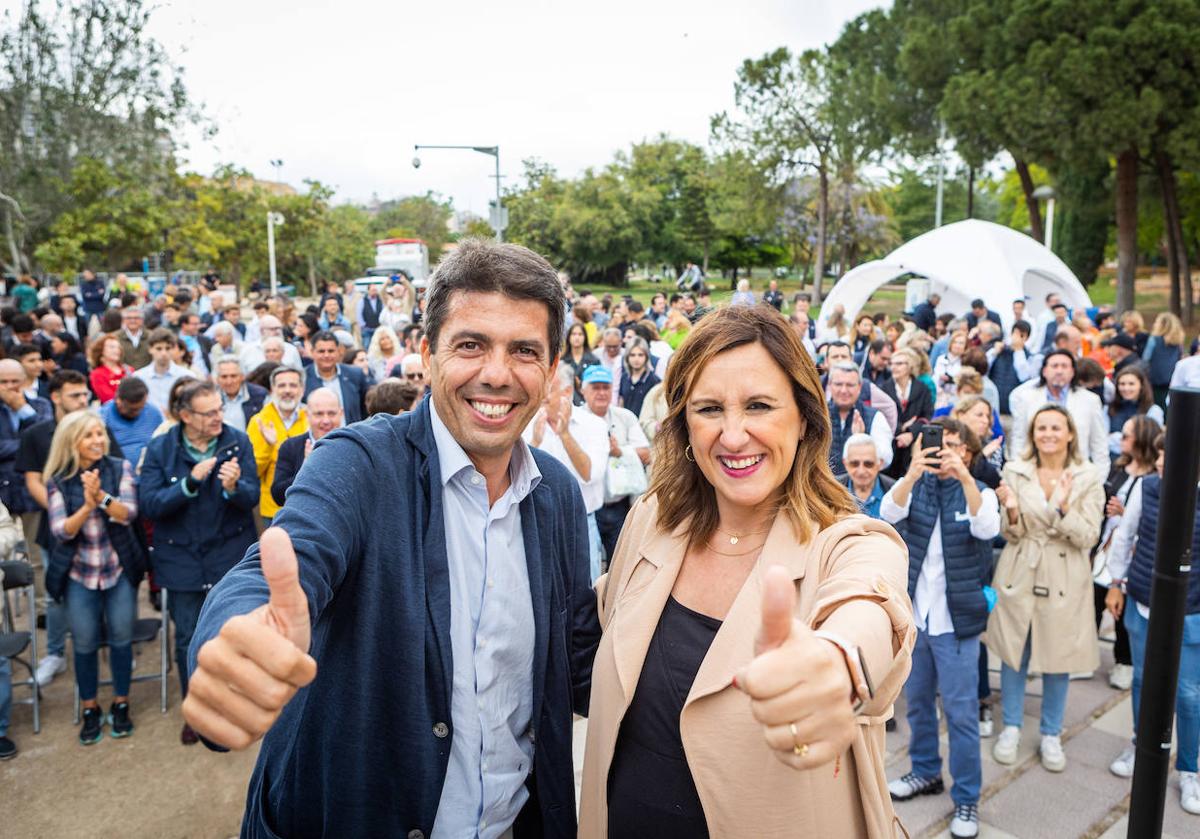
left=734, top=565, right=857, bottom=769
left=182, top=528, right=317, bottom=750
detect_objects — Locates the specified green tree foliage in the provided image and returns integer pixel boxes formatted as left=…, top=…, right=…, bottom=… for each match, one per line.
left=1054, top=158, right=1112, bottom=286
left=0, top=0, right=203, bottom=272
left=369, top=193, right=453, bottom=259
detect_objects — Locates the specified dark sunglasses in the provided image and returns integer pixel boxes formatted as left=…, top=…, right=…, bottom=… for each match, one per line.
left=846, top=460, right=877, bottom=469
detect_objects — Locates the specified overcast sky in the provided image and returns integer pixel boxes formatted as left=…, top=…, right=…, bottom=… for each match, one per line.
left=140, top=0, right=887, bottom=214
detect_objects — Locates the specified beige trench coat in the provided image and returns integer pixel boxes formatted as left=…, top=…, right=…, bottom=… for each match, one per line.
left=985, top=458, right=1105, bottom=674
left=579, top=496, right=916, bottom=838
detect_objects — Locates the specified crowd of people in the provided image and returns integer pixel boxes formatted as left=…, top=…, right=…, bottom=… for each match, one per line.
left=0, top=270, right=425, bottom=755
left=1, top=257, right=1198, bottom=838
left=816, top=290, right=1200, bottom=835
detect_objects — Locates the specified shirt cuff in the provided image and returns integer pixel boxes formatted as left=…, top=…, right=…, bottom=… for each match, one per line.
left=15, top=404, right=35, bottom=421
left=181, top=476, right=199, bottom=497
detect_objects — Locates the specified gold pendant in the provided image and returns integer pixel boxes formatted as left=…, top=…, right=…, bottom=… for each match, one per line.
left=729, top=536, right=739, bottom=545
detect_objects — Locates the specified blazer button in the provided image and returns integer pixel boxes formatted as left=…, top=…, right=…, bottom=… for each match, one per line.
left=432, top=722, right=449, bottom=738
left=407, top=831, right=424, bottom=839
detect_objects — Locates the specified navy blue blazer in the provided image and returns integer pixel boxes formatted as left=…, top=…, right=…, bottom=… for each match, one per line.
left=269, top=433, right=306, bottom=507
left=189, top=398, right=600, bottom=838
left=303, top=363, right=366, bottom=424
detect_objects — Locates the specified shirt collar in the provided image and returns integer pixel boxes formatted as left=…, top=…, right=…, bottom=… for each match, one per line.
left=429, top=397, right=541, bottom=499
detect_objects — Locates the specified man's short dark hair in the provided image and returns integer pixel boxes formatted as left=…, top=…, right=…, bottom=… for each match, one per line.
left=116, top=376, right=149, bottom=404
left=868, top=339, right=890, bottom=355
left=311, top=330, right=340, bottom=348
left=970, top=298, right=985, bottom=309
left=147, top=327, right=177, bottom=348
left=1012, top=319, right=1031, bottom=338
left=11, top=342, right=39, bottom=360
left=794, top=292, right=812, bottom=303
left=626, top=300, right=645, bottom=315
left=49, top=369, right=87, bottom=394
left=1051, top=302, right=1068, bottom=312
left=669, top=293, right=682, bottom=305
left=11, top=314, right=34, bottom=333
left=422, top=238, right=566, bottom=354
left=936, top=313, right=955, bottom=326
left=826, top=340, right=851, bottom=353
left=182, top=312, right=200, bottom=326
left=366, top=379, right=421, bottom=416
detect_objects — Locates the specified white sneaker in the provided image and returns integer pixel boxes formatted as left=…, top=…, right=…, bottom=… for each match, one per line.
left=1109, top=664, right=1134, bottom=690
left=1040, top=735, right=1067, bottom=772
left=993, top=725, right=1021, bottom=765
left=1181, top=772, right=1200, bottom=815
left=35, top=654, right=67, bottom=687
left=1069, top=671, right=1094, bottom=681
left=1109, top=745, right=1136, bottom=778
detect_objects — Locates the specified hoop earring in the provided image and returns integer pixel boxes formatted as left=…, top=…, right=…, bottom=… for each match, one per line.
left=685, top=445, right=695, bottom=462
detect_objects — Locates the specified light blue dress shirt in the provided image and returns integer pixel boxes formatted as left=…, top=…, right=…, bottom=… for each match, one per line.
left=430, top=399, right=540, bottom=838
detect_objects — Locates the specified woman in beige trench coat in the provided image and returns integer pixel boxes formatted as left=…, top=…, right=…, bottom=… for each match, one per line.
left=579, top=305, right=916, bottom=838
left=986, top=404, right=1104, bottom=774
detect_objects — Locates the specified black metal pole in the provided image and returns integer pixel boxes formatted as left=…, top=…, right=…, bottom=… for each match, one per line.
left=1128, top=386, right=1200, bottom=838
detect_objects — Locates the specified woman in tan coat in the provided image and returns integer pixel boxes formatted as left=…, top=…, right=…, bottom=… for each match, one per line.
left=987, top=404, right=1104, bottom=774
left=580, top=305, right=916, bottom=838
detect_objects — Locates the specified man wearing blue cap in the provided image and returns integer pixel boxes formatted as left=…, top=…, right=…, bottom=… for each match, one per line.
left=580, top=365, right=650, bottom=566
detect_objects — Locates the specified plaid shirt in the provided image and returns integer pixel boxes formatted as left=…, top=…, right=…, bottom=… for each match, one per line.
left=48, top=460, right=139, bottom=591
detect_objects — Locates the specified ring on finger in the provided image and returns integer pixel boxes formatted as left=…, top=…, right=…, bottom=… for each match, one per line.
left=789, top=722, right=809, bottom=757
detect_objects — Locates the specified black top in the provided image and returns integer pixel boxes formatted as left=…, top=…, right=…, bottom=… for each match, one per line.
left=608, top=596, right=721, bottom=838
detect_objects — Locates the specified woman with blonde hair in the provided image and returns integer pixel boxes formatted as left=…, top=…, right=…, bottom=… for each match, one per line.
left=661, top=308, right=692, bottom=350
left=1119, top=310, right=1148, bottom=355
left=817, top=302, right=851, bottom=344
left=988, top=404, right=1105, bottom=773
left=1142, top=312, right=1185, bottom=408
left=581, top=304, right=914, bottom=837
left=43, top=410, right=143, bottom=746
left=364, top=325, right=404, bottom=381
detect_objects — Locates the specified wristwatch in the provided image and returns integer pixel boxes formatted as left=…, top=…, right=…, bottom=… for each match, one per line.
left=814, top=629, right=875, bottom=713
left=100, top=493, right=114, bottom=510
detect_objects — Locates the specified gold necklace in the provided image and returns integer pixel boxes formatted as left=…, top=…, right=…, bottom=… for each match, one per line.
left=705, top=536, right=769, bottom=557
left=714, top=523, right=771, bottom=546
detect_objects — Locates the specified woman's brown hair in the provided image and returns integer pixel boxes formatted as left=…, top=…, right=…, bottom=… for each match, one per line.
left=88, top=333, right=121, bottom=369
left=1114, top=414, right=1160, bottom=470
left=1111, top=366, right=1154, bottom=416
left=647, top=304, right=856, bottom=546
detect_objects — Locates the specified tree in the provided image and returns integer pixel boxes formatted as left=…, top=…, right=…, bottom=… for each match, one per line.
left=713, top=48, right=841, bottom=302
left=369, top=193, right=453, bottom=259
left=1054, top=157, right=1111, bottom=287
left=0, top=0, right=204, bottom=273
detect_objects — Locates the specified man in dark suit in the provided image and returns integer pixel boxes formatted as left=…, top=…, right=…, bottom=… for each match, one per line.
left=965, top=298, right=1003, bottom=331
left=183, top=240, right=600, bottom=838
left=302, top=331, right=367, bottom=424
left=911, top=292, right=940, bottom=333
left=270, top=387, right=343, bottom=508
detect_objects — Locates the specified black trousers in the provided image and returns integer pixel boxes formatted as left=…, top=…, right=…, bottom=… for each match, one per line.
left=1094, top=582, right=1132, bottom=666
left=596, top=498, right=632, bottom=571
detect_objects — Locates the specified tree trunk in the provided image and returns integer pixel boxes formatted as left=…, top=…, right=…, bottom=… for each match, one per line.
left=1014, top=157, right=1044, bottom=243
left=702, top=239, right=709, bottom=275
left=813, top=164, right=828, bottom=305
left=1154, top=147, right=1194, bottom=327
left=1114, top=147, right=1139, bottom=315
left=3, top=208, right=20, bottom=276
left=966, top=167, right=975, bottom=219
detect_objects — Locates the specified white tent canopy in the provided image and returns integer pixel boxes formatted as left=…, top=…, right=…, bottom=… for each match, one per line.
left=818, top=219, right=1092, bottom=329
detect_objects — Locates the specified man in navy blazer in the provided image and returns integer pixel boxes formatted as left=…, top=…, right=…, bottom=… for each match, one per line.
left=269, top=388, right=343, bottom=508
left=184, top=240, right=600, bottom=838
left=302, top=330, right=367, bottom=423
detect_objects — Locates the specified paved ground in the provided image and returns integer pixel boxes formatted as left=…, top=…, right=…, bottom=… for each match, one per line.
left=5, top=594, right=1196, bottom=838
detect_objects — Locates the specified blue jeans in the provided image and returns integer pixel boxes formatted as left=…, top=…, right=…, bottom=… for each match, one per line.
left=168, top=589, right=209, bottom=697
left=906, top=629, right=982, bottom=805
left=67, top=575, right=135, bottom=702
left=34, top=536, right=68, bottom=657
left=1125, top=605, right=1200, bottom=773
left=0, top=655, right=10, bottom=737
left=1000, top=633, right=1070, bottom=736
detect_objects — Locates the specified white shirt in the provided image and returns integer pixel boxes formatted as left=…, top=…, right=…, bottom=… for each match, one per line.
left=881, top=479, right=1000, bottom=635
left=1008, top=385, right=1108, bottom=466
left=1107, top=481, right=1151, bottom=619
left=1171, top=355, right=1200, bottom=390
left=239, top=341, right=302, bottom=374
left=597, top=405, right=650, bottom=503
left=430, top=400, right=539, bottom=839
left=524, top=404, right=609, bottom=514
left=134, top=362, right=197, bottom=414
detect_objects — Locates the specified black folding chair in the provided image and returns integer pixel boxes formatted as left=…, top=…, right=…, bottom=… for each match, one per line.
left=1, top=560, right=40, bottom=733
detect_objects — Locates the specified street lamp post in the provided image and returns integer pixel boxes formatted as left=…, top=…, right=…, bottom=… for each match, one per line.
left=412, top=144, right=506, bottom=242
left=1033, top=184, right=1057, bottom=251
left=270, top=159, right=284, bottom=185
left=267, top=211, right=285, bottom=296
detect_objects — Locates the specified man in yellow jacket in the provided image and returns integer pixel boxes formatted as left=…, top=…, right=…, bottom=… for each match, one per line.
left=246, top=367, right=307, bottom=523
